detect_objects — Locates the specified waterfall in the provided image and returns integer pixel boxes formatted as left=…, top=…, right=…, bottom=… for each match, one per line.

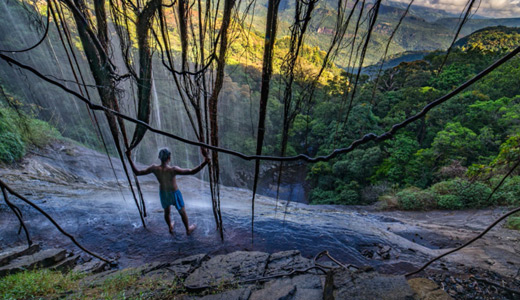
left=151, top=72, right=165, bottom=149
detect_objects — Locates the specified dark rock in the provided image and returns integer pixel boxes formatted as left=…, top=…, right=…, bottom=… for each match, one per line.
left=378, top=246, right=391, bottom=254
left=327, top=268, right=415, bottom=300
left=144, top=254, right=207, bottom=282
left=0, top=244, right=40, bottom=267
left=170, top=254, right=207, bottom=278
left=0, top=248, right=66, bottom=276
left=184, top=251, right=269, bottom=287
left=361, top=249, right=374, bottom=259
left=50, top=255, right=80, bottom=273
left=249, top=281, right=296, bottom=300
left=264, top=250, right=313, bottom=276
left=198, top=286, right=252, bottom=300
left=72, top=259, right=107, bottom=274
left=250, top=274, right=323, bottom=300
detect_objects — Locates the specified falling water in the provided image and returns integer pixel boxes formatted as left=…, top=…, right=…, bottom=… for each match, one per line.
left=151, top=72, right=166, bottom=148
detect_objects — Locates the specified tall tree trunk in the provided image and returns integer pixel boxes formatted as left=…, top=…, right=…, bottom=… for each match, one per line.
left=251, top=0, right=281, bottom=240
left=130, top=0, right=161, bottom=149
left=207, top=0, right=236, bottom=240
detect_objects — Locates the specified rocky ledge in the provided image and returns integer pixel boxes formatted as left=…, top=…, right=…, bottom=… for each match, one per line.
left=1, top=245, right=453, bottom=299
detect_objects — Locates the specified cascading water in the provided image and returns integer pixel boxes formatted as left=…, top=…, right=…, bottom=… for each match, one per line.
left=151, top=72, right=166, bottom=149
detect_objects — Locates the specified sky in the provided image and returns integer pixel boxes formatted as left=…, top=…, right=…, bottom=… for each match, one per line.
left=390, top=0, right=520, bottom=18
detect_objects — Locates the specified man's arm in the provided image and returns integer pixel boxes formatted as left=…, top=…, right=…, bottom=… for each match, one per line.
left=126, top=150, right=154, bottom=176
left=173, top=157, right=210, bottom=175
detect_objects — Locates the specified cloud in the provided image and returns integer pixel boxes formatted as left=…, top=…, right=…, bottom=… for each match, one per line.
left=390, top=0, right=520, bottom=18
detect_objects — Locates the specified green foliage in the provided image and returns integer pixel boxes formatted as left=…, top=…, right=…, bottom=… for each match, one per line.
left=0, top=269, right=81, bottom=299
left=374, top=133, right=419, bottom=184
left=309, top=181, right=361, bottom=205
left=0, top=131, right=25, bottom=163
left=309, top=188, right=337, bottom=205
left=0, top=107, right=26, bottom=163
left=430, top=63, right=473, bottom=90
left=98, top=270, right=140, bottom=299
left=431, top=122, right=480, bottom=165
left=437, top=194, right=464, bottom=210
left=506, top=214, right=520, bottom=231
left=468, top=134, right=520, bottom=178
left=430, top=179, right=493, bottom=208
left=0, top=104, right=61, bottom=163
left=488, top=176, right=520, bottom=206
left=308, top=46, right=520, bottom=207
left=386, top=178, right=499, bottom=210
left=396, top=187, right=436, bottom=210
left=455, top=26, right=520, bottom=52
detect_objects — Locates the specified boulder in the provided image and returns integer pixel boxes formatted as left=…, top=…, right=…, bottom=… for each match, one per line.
left=184, top=251, right=269, bottom=287
left=50, top=255, right=80, bottom=273
left=141, top=254, right=208, bottom=282
left=264, top=250, right=313, bottom=276
left=250, top=273, right=324, bottom=300
left=0, top=244, right=40, bottom=266
left=325, top=268, right=415, bottom=300
left=0, top=248, right=66, bottom=276
left=72, top=258, right=108, bottom=274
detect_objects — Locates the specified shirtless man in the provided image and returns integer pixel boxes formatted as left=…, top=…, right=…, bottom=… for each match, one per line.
left=126, top=148, right=210, bottom=235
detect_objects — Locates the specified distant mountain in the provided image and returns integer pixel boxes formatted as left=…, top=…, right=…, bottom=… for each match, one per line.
left=387, top=1, right=459, bottom=22
left=454, top=26, right=520, bottom=52
left=434, top=18, right=520, bottom=36
left=291, top=2, right=520, bottom=67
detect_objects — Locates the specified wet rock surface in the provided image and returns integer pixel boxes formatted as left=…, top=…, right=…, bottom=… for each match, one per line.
left=0, top=248, right=66, bottom=276
left=184, top=251, right=270, bottom=287
left=426, top=269, right=520, bottom=300
left=2, top=243, right=520, bottom=299
left=1, top=142, right=520, bottom=299
left=326, top=268, right=415, bottom=300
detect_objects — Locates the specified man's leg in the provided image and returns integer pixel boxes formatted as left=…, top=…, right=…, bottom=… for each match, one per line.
left=164, top=206, right=174, bottom=234
left=179, top=207, right=196, bottom=235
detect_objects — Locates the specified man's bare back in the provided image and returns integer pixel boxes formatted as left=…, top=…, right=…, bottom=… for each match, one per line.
left=149, top=165, right=179, bottom=192
left=126, top=148, right=209, bottom=235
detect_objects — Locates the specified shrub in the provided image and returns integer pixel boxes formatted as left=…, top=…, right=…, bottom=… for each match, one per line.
left=437, top=194, right=464, bottom=209
left=378, top=194, right=399, bottom=209
left=505, top=214, right=520, bottom=231
left=396, top=187, right=436, bottom=210
left=0, top=131, right=25, bottom=163
left=0, top=109, right=25, bottom=163
left=0, top=105, right=61, bottom=163
left=25, top=118, right=61, bottom=147
left=309, top=188, right=337, bottom=205
left=310, top=181, right=361, bottom=205
left=488, top=176, right=520, bottom=206
left=335, top=181, right=361, bottom=205
left=430, top=178, right=493, bottom=208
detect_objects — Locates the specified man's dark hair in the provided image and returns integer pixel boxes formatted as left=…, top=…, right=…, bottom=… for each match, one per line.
left=158, top=148, right=171, bottom=163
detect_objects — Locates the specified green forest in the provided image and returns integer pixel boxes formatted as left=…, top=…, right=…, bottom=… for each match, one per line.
left=304, top=29, right=520, bottom=216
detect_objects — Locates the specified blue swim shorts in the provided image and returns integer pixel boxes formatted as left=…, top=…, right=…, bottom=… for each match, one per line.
left=159, top=190, right=185, bottom=211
